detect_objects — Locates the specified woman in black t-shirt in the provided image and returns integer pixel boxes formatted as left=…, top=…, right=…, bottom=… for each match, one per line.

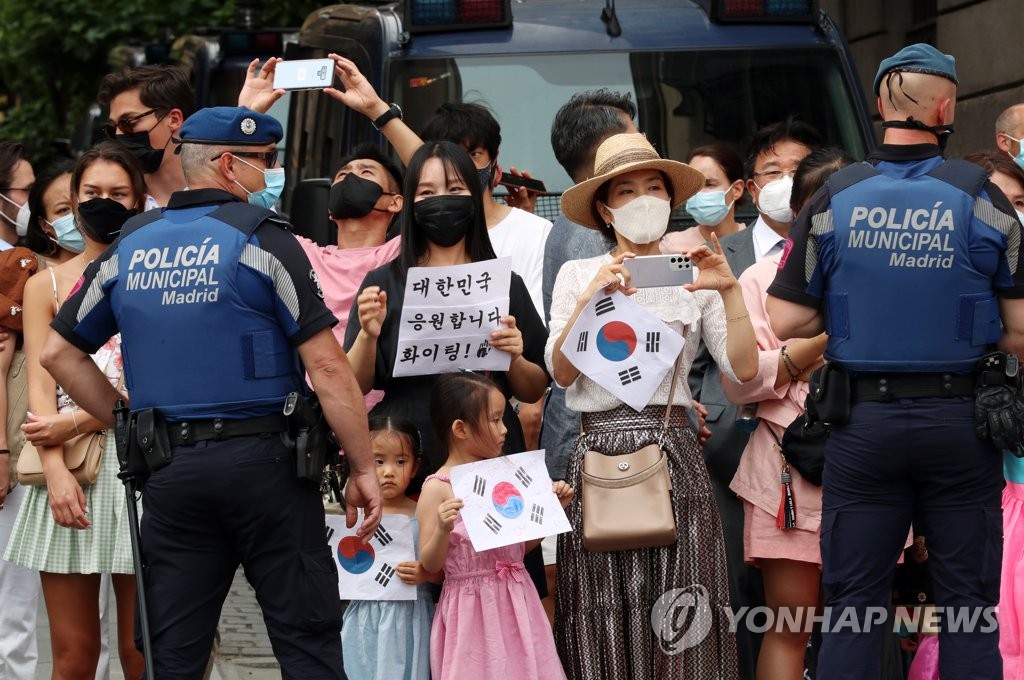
left=344, top=141, right=549, bottom=480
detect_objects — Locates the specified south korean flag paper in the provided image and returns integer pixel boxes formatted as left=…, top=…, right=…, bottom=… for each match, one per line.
left=561, top=290, right=685, bottom=411
left=450, top=450, right=572, bottom=552
left=326, top=513, right=417, bottom=601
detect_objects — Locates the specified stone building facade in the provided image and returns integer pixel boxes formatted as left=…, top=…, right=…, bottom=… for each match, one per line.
left=821, top=0, right=1022, bottom=156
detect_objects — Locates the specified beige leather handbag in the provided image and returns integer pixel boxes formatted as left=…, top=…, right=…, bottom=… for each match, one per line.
left=17, top=430, right=105, bottom=486
left=581, top=353, right=682, bottom=552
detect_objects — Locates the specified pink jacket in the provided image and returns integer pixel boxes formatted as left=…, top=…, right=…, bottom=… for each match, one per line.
left=720, top=256, right=822, bottom=532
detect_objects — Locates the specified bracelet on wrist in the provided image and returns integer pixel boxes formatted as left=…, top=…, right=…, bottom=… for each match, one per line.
left=71, top=410, right=81, bottom=435
left=780, top=345, right=802, bottom=379
left=726, top=313, right=749, bottom=322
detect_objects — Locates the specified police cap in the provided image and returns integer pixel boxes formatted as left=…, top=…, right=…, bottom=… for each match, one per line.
left=873, top=43, right=958, bottom=95
left=178, top=107, right=283, bottom=146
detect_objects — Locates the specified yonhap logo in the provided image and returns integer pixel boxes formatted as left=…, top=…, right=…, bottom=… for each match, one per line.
left=651, top=585, right=714, bottom=654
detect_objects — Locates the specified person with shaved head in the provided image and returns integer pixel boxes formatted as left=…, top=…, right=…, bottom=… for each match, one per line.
left=767, top=44, right=1024, bottom=679
left=995, top=103, right=1024, bottom=170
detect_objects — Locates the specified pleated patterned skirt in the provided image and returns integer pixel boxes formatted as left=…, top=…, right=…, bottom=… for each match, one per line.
left=4, top=433, right=138, bottom=574
left=555, top=404, right=738, bottom=680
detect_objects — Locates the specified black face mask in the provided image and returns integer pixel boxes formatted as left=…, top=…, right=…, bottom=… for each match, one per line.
left=113, top=130, right=164, bottom=174
left=413, top=195, right=476, bottom=248
left=78, top=198, right=138, bottom=244
left=477, top=163, right=494, bottom=192
left=328, top=173, right=388, bottom=220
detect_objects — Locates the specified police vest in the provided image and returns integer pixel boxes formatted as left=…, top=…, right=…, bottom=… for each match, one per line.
left=114, top=202, right=303, bottom=419
left=823, top=157, right=999, bottom=373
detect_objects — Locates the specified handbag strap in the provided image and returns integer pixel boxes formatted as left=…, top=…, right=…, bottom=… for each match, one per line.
left=662, top=350, right=684, bottom=430
left=578, top=349, right=685, bottom=436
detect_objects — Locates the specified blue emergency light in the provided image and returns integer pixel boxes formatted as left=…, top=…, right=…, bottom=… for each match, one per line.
left=405, top=0, right=512, bottom=34
left=696, top=0, right=818, bottom=22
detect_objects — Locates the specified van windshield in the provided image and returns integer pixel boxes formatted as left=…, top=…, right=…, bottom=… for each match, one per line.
left=391, top=49, right=867, bottom=221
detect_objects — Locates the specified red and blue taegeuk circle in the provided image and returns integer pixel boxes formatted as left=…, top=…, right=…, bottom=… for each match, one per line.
left=337, top=535, right=375, bottom=574
left=492, top=481, right=525, bottom=519
left=596, top=321, right=637, bottom=362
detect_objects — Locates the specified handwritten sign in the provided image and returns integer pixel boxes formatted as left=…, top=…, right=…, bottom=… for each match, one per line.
left=394, top=258, right=513, bottom=377
left=450, top=450, right=572, bottom=552
left=561, top=290, right=684, bottom=411
left=326, top=513, right=417, bottom=601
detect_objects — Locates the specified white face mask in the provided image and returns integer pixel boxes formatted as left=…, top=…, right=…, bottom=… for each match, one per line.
left=605, top=195, right=672, bottom=244
left=0, top=192, right=30, bottom=236
left=1016, top=210, right=1024, bottom=225
left=755, top=174, right=794, bottom=224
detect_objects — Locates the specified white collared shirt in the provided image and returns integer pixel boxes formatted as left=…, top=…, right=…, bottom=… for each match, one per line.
left=750, top=215, right=787, bottom=262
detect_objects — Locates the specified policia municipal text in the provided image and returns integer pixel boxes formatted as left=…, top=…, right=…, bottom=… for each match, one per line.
left=39, top=106, right=382, bottom=679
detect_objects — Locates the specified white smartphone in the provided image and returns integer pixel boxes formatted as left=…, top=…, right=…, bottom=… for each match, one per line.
left=272, top=59, right=336, bottom=90
left=622, top=254, right=692, bottom=288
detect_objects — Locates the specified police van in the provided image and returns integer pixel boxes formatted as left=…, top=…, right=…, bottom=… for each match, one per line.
left=281, top=0, right=876, bottom=242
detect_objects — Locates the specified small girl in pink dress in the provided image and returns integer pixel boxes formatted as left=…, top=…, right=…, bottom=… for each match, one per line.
left=417, top=371, right=571, bottom=680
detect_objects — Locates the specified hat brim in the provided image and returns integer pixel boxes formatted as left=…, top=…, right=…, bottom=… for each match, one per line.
left=561, top=158, right=705, bottom=229
left=179, top=138, right=279, bottom=146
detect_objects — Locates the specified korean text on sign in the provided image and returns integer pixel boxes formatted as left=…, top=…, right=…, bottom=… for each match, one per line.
left=394, top=258, right=513, bottom=377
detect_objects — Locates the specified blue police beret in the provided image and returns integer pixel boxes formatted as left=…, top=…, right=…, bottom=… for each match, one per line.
left=873, top=43, right=958, bottom=95
left=178, top=106, right=283, bottom=146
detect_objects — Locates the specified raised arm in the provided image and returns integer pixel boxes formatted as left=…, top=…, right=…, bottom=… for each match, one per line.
left=324, top=55, right=425, bottom=166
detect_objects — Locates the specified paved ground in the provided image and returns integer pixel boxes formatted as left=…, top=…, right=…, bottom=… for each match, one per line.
left=33, top=568, right=282, bottom=680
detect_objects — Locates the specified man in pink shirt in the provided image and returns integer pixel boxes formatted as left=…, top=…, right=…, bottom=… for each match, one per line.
left=295, top=143, right=403, bottom=409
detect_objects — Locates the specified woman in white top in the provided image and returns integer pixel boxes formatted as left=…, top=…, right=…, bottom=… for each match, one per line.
left=546, top=133, right=757, bottom=680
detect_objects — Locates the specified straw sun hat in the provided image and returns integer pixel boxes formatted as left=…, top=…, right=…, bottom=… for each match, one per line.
left=560, top=133, right=705, bottom=230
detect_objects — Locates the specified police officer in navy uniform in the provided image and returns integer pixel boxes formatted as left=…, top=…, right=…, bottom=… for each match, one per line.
left=767, top=45, right=1024, bottom=679
left=39, top=107, right=382, bottom=679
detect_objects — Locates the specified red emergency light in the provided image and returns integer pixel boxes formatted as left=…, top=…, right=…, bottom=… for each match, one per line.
left=405, top=0, right=512, bottom=34
left=698, top=0, right=818, bottom=23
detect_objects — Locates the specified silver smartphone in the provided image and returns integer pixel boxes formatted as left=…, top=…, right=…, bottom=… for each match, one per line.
left=622, top=254, right=692, bottom=288
left=272, top=59, right=335, bottom=90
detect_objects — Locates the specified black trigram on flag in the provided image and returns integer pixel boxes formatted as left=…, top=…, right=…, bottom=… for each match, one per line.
left=514, top=466, right=533, bottom=487
left=618, top=366, right=642, bottom=385
left=324, top=525, right=335, bottom=542
left=645, top=331, right=660, bottom=353
left=595, top=297, right=615, bottom=316
left=530, top=503, right=544, bottom=524
left=374, top=563, right=396, bottom=588
left=473, top=475, right=486, bottom=496
left=576, top=331, right=589, bottom=352
left=373, top=525, right=394, bottom=547
left=483, top=514, right=503, bottom=534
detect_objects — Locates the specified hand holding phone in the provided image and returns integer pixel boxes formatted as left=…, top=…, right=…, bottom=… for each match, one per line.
left=622, top=254, right=692, bottom=288
left=499, top=174, right=547, bottom=194
left=273, top=59, right=336, bottom=90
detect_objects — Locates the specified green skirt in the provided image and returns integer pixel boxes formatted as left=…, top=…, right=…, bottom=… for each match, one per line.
left=4, top=433, right=138, bottom=574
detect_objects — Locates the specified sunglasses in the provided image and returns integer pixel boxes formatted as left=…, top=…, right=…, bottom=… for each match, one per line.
left=104, top=109, right=166, bottom=139
left=211, top=150, right=279, bottom=169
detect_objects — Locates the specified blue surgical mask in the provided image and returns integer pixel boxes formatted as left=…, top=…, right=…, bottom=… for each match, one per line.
left=684, top=190, right=734, bottom=226
left=46, top=213, right=85, bottom=253
left=1006, top=134, right=1024, bottom=170
left=234, top=157, right=285, bottom=210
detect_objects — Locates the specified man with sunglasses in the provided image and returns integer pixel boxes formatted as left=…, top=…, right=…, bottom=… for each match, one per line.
left=41, top=106, right=381, bottom=679
left=98, top=65, right=195, bottom=209
left=97, top=62, right=281, bottom=212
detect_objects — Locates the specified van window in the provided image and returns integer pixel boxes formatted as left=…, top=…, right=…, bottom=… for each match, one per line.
left=391, top=48, right=867, bottom=221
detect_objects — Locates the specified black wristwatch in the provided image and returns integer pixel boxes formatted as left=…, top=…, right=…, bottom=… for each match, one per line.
left=372, top=103, right=402, bottom=131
